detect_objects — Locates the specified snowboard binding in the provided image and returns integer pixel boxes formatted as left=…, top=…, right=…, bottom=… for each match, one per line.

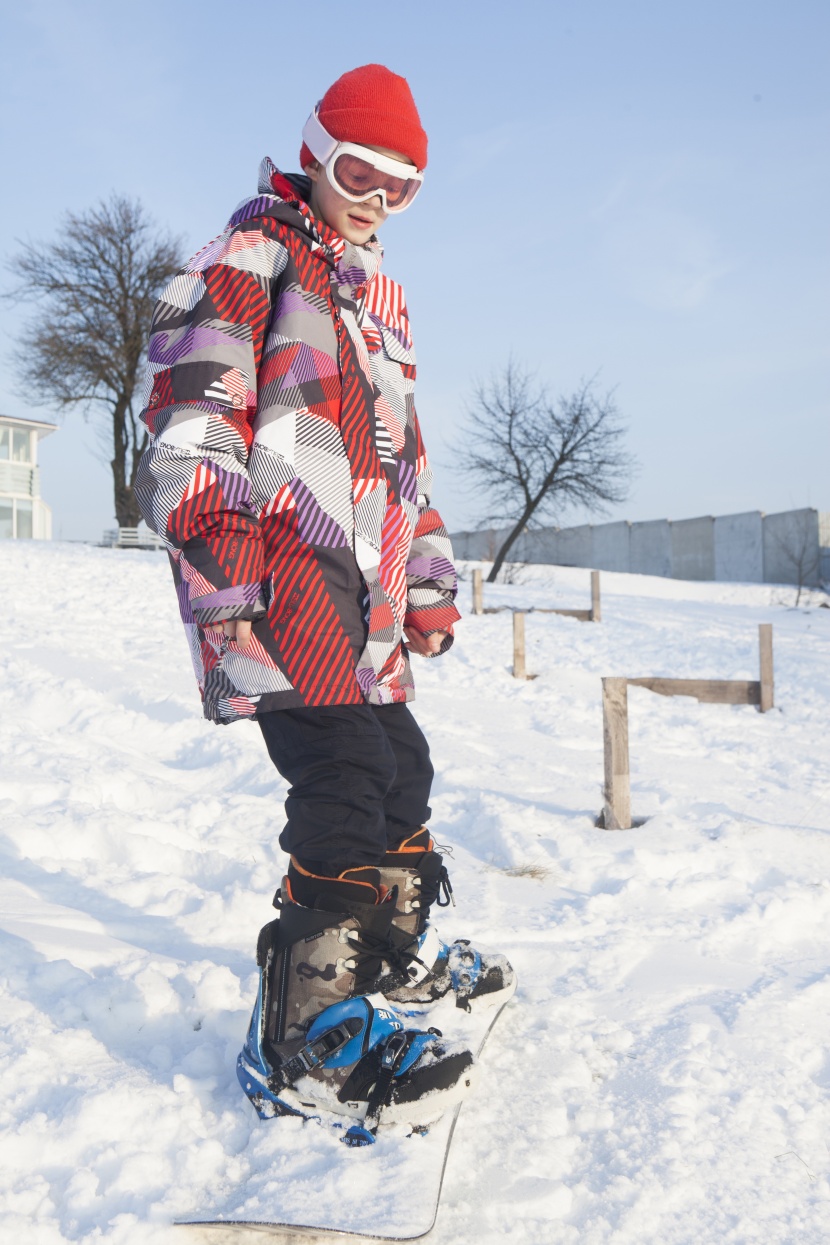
left=375, top=830, right=517, bottom=1011
left=238, top=878, right=475, bottom=1143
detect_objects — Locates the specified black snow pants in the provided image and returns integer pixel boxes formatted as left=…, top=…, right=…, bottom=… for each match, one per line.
left=257, top=703, right=434, bottom=868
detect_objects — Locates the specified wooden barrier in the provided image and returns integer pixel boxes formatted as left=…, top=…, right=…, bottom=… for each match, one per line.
left=601, top=678, right=630, bottom=830
left=513, top=612, right=527, bottom=679
left=471, top=568, right=601, bottom=622
left=759, top=623, right=774, bottom=712
left=592, top=570, right=601, bottom=623
left=627, top=624, right=774, bottom=709
left=600, top=624, right=775, bottom=830
left=472, top=568, right=484, bottom=616
left=535, top=570, right=601, bottom=622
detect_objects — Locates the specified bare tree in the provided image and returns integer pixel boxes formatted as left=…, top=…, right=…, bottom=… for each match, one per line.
left=456, top=363, right=634, bottom=582
left=5, top=196, right=183, bottom=528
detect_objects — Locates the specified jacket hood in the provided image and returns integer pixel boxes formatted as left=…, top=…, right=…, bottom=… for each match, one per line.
left=232, top=156, right=384, bottom=288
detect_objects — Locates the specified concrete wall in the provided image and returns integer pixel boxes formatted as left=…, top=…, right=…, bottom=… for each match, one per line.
left=555, top=524, right=593, bottom=566
left=513, top=525, right=595, bottom=566
left=450, top=508, right=828, bottom=586
left=671, top=516, right=715, bottom=580
left=821, top=513, right=830, bottom=585
left=630, top=520, right=672, bottom=577
left=820, top=511, right=830, bottom=550
left=763, top=509, right=822, bottom=587
left=714, top=511, right=764, bottom=582
left=514, top=528, right=559, bottom=564
left=450, top=528, right=508, bottom=561
left=592, top=521, right=631, bottom=572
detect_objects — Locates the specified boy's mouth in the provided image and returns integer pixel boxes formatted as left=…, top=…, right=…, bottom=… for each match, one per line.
left=347, top=212, right=375, bottom=230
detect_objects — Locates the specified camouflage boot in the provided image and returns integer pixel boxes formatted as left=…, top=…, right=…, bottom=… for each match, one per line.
left=237, top=863, right=475, bottom=1143
left=375, top=829, right=517, bottom=1012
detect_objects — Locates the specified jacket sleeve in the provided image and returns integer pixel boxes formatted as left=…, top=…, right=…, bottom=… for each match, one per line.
left=404, top=438, right=462, bottom=655
left=136, top=216, right=285, bottom=627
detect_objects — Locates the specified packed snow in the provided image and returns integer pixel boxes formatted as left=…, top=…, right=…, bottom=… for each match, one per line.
left=2, top=540, right=829, bottom=1244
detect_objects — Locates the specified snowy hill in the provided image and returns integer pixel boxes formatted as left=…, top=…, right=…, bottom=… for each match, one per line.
left=2, top=542, right=829, bottom=1244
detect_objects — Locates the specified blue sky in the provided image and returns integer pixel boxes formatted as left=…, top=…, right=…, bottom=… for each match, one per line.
left=1, top=0, right=827, bottom=540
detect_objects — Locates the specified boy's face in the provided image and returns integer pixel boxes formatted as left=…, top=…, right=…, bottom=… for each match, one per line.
left=305, top=145, right=410, bottom=245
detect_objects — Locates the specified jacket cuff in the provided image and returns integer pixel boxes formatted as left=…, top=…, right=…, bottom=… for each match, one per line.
left=428, top=631, right=455, bottom=658
left=404, top=600, right=461, bottom=656
left=190, top=582, right=268, bottom=627
left=180, top=524, right=267, bottom=626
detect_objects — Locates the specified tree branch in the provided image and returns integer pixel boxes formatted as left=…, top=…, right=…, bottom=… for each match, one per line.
left=4, top=195, right=183, bottom=525
left=453, top=363, right=636, bottom=581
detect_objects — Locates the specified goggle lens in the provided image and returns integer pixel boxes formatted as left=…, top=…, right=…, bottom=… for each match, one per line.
left=331, top=152, right=422, bottom=210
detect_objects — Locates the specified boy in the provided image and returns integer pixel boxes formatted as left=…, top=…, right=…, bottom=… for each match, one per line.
left=137, top=65, right=514, bottom=1137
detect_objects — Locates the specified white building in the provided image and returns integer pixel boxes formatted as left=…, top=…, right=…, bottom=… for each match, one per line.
left=0, top=414, right=57, bottom=539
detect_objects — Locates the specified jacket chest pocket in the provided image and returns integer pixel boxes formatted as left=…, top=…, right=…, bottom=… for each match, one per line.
left=376, top=320, right=416, bottom=368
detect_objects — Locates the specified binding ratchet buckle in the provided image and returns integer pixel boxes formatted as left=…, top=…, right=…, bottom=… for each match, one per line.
left=278, top=1018, right=363, bottom=1085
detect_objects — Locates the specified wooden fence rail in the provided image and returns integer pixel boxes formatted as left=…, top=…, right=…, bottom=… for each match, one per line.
left=601, top=624, right=774, bottom=830
left=471, top=568, right=601, bottom=622
left=626, top=624, right=773, bottom=710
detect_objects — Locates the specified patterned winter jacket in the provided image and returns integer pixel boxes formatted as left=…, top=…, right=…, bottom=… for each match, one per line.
left=136, top=159, right=460, bottom=725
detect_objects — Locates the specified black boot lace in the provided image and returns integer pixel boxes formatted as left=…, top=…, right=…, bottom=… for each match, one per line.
left=344, top=925, right=428, bottom=989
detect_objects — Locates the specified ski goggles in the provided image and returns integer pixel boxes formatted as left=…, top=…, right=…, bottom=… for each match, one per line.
left=302, top=106, right=424, bottom=213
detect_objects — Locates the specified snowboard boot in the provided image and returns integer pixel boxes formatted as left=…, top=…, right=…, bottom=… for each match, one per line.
left=237, top=863, right=476, bottom=1144
left=375, top=829, right=517, bottom=1012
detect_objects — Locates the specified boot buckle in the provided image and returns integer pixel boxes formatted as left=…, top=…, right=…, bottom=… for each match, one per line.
left=279, top=1018, right=363, bottom=1084
left=379, top=1030, right=409, bottom=1073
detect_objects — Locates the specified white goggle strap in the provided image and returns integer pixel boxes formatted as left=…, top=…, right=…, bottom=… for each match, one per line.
left=302, top=105, right=339, bottom=165
left=302, top=108, right=423, bottom=181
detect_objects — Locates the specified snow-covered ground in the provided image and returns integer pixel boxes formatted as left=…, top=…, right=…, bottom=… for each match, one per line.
left=2, top=541, right=830, bottom=1244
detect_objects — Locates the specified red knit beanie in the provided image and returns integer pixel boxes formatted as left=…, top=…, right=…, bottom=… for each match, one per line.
left=300, top=64, right=428, bottom=172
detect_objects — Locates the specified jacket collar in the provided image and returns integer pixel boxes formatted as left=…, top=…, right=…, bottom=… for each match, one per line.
left=241, top=157, right=383, bottom=290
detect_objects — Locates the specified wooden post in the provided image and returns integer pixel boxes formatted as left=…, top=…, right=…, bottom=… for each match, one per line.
left=759, top=623, right=774, bottom=712
left=590, top=570, right=601, bottom=622
left=472, top=568, right=483, bottom=616
left=601, top=677, right=631, bottom=830
left=513, top=611, right=526, bottom=679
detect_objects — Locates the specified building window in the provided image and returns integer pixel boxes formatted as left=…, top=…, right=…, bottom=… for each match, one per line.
left=16, top=499, right=33, bottom=539
left=0, top=499, right=37, bottom=539
left=0, top=427, right=32, bottom=462
left=12, top=429, right=31, bottom=463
